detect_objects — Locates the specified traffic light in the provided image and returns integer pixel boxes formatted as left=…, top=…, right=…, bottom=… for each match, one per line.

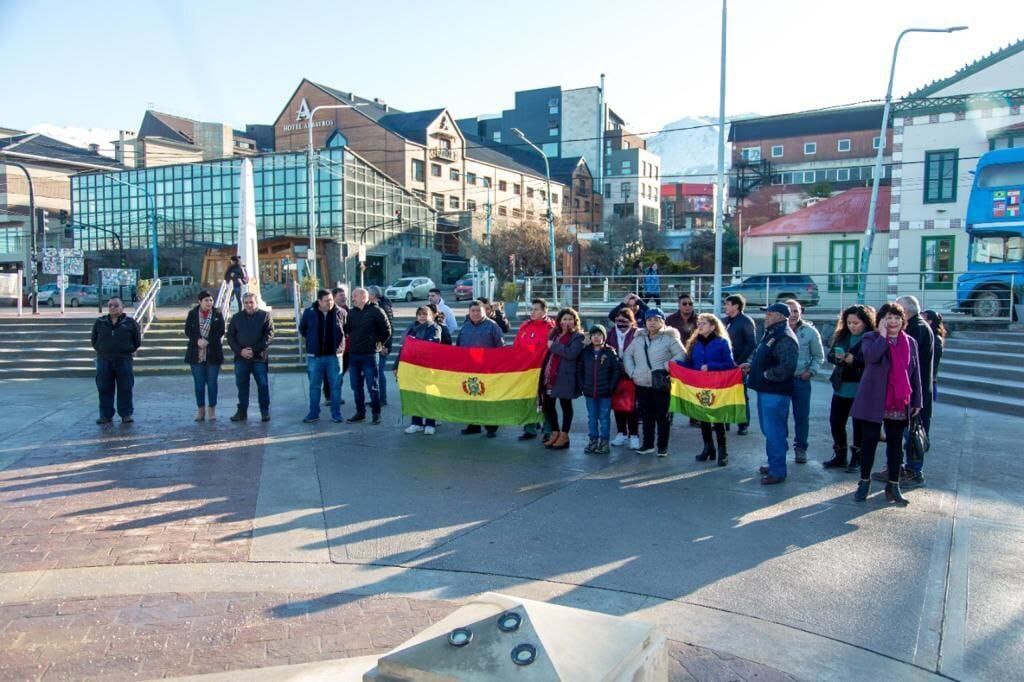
left=35, top=209, right=48, bottom=240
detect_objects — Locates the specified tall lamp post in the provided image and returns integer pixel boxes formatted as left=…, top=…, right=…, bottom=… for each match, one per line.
left=102, top=175, right=159, bottom=281
left=305, top=103, right=365, bottom=282
left=0, top=161, right=38, bottom=313
left=857, top=25, right=967, bottom=303
left=512, top=128, right=558, bottom=306
left=712, top=0, right=728, bottom=316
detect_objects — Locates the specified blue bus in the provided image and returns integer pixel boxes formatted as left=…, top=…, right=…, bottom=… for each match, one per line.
left=956, top=148, right=1024, bottom=318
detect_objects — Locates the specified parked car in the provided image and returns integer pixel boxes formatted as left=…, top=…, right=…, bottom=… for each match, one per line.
left=453, top=278, right=474, bottom=301
left=720, top=274, right=820, bottom=308
left=40, top=284, right=99, bottom=308
left=385, top=277, right=435, bottom=302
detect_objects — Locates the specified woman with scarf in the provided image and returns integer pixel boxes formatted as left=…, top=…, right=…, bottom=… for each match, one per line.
left=607, top=307, right=640, bottom=449
left=850, top=302, right=922, bottom=505
left=184, top=290, right=226, bottom=421
left=541, top=308, right=585, bottom=450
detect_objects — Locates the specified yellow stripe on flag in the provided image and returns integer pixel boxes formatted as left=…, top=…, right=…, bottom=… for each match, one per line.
left=396, top=364, right=539, bottom=402
left=670, top=380, right=745, bottom=408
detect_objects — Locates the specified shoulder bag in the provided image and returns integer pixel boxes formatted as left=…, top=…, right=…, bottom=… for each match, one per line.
left=644, top=339, right=671, bottom=393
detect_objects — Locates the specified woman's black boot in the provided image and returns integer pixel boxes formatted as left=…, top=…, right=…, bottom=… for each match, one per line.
left=715, top=431, right=728, bottom=467
left=885, top=482, right=910, bottom=506
left=845, top=447, right=861, bottom=474
left=695, top=443, right=715, bottom=462
left=822, top=445, right=847, bottom=469
left=854, top=479, right=870, bottom=501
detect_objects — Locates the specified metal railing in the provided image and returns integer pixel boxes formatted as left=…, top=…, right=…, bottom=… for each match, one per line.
left=521, top=270, right=1022, bottom=323
left=133, top=279, right=161, bottom=336
left=158, top=275, right=194, bottom=287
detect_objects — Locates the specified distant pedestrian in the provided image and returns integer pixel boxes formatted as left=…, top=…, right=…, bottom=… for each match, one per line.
left=541, top=308, right=585, bottom=451
left=367, top=286, right=394, bottom=407
left=428, top=288, right=458, bottom=334
left=299, top=289, right=346, bottom=424
left=851, top=301, right=923, bottom=505
left=344, top=287, right=391, bottom=425
left=515, top=298, right=556, bottom=442
left=723, top=295, right=756, bottom=435
left=91, top=296, right=141, bottom=425
left=665, top=293, right=698, bottom=340
left=785, top=299, right=824, bottom=464
left=822, top=305, right=876, bottom=472
left=322, top=286, right=349, bottom=406
left=578, top=324, right=621, bottom=455
left=678, top=313, right=736, bottom=467
left=399, top=306, right=443, bottom=435
left=608, top=292, right=649, bottom=326
left=227, top=293, right=274, bottom=422
left=623, top=308, right=686, bottom=457
left=184, top=290, right=225, bottom=422
left=430, top=306, right=454, bottom=345
left=607, top=307, right=640, bottom=449
left=457, top=299, right=505, bottom=437
left=224, top=255, right=248, bottom=312
left=921, top=309, right=946, bottom=400
left=743, top=303, right=798, bottom=484
left=643, top=263, right=662, bottom=307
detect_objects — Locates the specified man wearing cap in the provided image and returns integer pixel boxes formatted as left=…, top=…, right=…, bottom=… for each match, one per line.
left=741, top=303, right=798, bottom=484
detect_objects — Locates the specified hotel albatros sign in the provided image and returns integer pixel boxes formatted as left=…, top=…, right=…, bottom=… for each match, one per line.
left=282, top=98, right=337, bottom=133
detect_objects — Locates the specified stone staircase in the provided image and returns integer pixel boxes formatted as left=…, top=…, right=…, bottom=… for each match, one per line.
left=936, top=329, right=1024, bottom=417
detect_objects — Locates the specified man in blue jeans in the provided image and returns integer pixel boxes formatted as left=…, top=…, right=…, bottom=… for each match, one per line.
left=742, top=303, right=798, bottom=484
left=785, top=299, right=823, bottom=464
left=343, top=287, right=391, bottom=425
left=227, top=293, right=274, bottom=422
left=367, top=286, right=394, bottom=407
left=299, top=289, right=346, bottom=423
left=90, top=297, right=142, bottom=424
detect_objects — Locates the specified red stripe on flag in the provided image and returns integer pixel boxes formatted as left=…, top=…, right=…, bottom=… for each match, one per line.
left=399, top=337, right=547, bottom=374
left=669, top=364, right=744, bottom=389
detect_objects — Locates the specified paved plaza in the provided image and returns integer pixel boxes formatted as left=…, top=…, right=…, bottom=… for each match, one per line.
left=1, top=372, right=1022, bottom=680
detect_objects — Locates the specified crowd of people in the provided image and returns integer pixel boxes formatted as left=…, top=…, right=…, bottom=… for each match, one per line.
left=89, top=282, right=945, bottom=506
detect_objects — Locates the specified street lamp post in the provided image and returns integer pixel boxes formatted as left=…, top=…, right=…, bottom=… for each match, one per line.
left=713, top=0, right=728, bottom=316
left=102, top=175, right=158, bottom=281
left=512, top=128, right=558, bottom=307
left=857, top=25, right=967, bottom=303
left=0, top=161, right=38, bottom=313
left=305, top=103, right=365, bottom=283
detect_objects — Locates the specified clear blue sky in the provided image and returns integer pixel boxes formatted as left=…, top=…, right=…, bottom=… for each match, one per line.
left=1, top=0, right=1021, bottom=135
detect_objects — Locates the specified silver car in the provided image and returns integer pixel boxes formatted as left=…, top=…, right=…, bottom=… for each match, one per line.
left=385, top=277, right=435, bottom=302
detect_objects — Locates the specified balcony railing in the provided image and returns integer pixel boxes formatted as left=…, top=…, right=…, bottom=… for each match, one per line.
left=429, top=147, right=456, bottom=162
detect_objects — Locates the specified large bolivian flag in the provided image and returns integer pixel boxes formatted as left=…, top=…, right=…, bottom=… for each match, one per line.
left=669, top=364, right=746, bottom=424
left=397, top=338, right=546, bottom=425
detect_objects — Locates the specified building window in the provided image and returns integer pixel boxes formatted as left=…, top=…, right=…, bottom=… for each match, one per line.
left=467, top=172, right=477, bottom=185
left=836, top=168, right=851, bottom=182
left=526, top=210, right=534, bottom=219
left=584, top=200, right=590, bottom=211
left=548, top=97, right=559, bottom=115
left=741, top=147, right=761, bottom=162
left=549, top=127, right=559, bottom=137
left=802, top=171, right=816, bottom=184
left=498, top=206, right=507, bottom=216
left=450, top=169, right=460, bottom=181
left=771, top=145, right=784, bottom=158
left=924, top=149, right=958, bottom=203
left=527, top=187, right=534, bottom=198
left=803, top=142, right=817, bottom=155
left=574, top=198, right=581, bottom=209
left=837, top=139, right=852, bottom=152
left=512, top=208, right=522, bottom=218
left=493, top=131, right=502, bottom=143
left=621, top=160, right=632, bottom=174
left=552, top=193, right=558, bottom=204
left=604, top=183, right=611, bottom=198
left=482, top=177, right=491, bottom=187
left=432, top=193, right=444, bottom=210
left=539, top=190, right=546, bottom=201
left=467, top=199, right=477, bottom=211
left=772, top=242, right=801, bottom=273
left=412, top=159, right=425, bottom=182
left=449, top=195, right=460, bottom=209
left=828, top=240, right=859, bottom=292
left=499, top=180, right=507, bottom=192
left=431, top=164, right=442, bottom=177
left=872, top=136, right=884, bottom=150
left=620, top=182, right=630, bottom=198
left=542, top=142, right=558, bottom=156
left=513, top=183, right=521, bottom=195
left=921, top=236, right=955, bottom=289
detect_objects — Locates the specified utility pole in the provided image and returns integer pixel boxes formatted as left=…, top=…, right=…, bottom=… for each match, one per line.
left=713, top=0, right=728, bottom=316
left=485, top=180, right=492, bottom=242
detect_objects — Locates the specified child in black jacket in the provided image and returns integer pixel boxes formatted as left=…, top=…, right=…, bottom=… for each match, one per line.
left=577, top=325, right=621, bottom=454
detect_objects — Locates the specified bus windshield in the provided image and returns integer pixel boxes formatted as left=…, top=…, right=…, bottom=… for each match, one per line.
left=977, top=162, right=1024, bottom=189
left=971, top=235, right=1024, bottom=264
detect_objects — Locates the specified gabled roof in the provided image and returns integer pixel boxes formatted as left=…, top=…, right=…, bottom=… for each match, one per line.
left=907, top=38, right=1024, bottom=98
left=728, top=106, right=885, bottom=143
left=309, top=81, right=402, bottom=123
left=746, top=187, right=890, bottom=237
left=549, top=157, right=589, bottom=185
left=138, top=110, right=196, bottom=144
left=456, top=128, right=553, bottom=180
left=376, top=109, right=445, bottom=145
left=0, top=133, right=122, bottom=169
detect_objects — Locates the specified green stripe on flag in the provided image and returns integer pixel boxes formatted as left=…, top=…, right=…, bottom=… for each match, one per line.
left=670, top=396, right=747, bottom=424
left=400, top=390, right=539, bottom=426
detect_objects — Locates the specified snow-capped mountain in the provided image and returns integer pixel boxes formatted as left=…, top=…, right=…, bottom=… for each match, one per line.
left=27, top=124, right=118, bottom=158
left=646, top=114, right=759, bottom=184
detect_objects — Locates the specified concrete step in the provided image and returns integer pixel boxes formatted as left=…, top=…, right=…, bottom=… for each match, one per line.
left=0, top=362, right=307, bottom=380
left=940, top=375, right=1024, bottom=399
left=940, top=359, right=1024, bottom=382
left=944, top=339, right=1024, bottom=354
left=942, top=348, right=1024, bottom=364
left=936, top=385, right=1024, bottom=417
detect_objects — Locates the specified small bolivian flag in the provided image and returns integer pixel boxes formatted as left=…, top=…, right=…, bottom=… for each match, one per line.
left=669, top=364, right=746, bottom=424
left=397, top=338, right=547, bottom=425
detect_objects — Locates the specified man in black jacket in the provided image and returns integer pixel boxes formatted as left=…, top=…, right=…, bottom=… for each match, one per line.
left=300, top=289, right=346, bottom=424
left=367, top=286, right=395, bottom=407
left=344, top=287, right=391, bottom=424
left=723, top=294, right=757, bottom=434
left=227, top=293, right=274, bottom=422
left=224, top=256, right=247, bottom=312
left=895, top=295, right=934, bottom=488
left=91, top=297, right=142, bottom=424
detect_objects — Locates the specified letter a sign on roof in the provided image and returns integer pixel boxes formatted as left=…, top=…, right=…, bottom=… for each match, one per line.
left=297, top=98, right=311, bottom=121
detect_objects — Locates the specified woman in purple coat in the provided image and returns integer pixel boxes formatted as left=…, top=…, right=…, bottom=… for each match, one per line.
left=677, top=313, right=736, bottom=467
left=850, top=302, right=923, bottom=505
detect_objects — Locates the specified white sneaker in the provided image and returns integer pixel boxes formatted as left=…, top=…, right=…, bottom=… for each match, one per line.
left=424, top=426, right=435, bottom=435
left=629, top=435, right=641, bottom=450
left=610, top=433, right=627, bottom=447
left=404, top=424, right=424, bottom=434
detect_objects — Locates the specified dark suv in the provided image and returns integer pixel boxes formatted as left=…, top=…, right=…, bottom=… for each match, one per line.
left=721, top=274, right=820, bottom=308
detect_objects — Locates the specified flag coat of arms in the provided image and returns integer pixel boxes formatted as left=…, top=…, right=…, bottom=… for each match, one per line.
left=669, top=364, right=746, bottom=424
left=396, top=338, right=546, bottom=425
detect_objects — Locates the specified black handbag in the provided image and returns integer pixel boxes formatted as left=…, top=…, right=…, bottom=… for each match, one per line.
left=643, top=339, right=671, bottom=393
left=829, top=365, right=844, bottom=392
left=906, top=415, right=929, bottom=466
